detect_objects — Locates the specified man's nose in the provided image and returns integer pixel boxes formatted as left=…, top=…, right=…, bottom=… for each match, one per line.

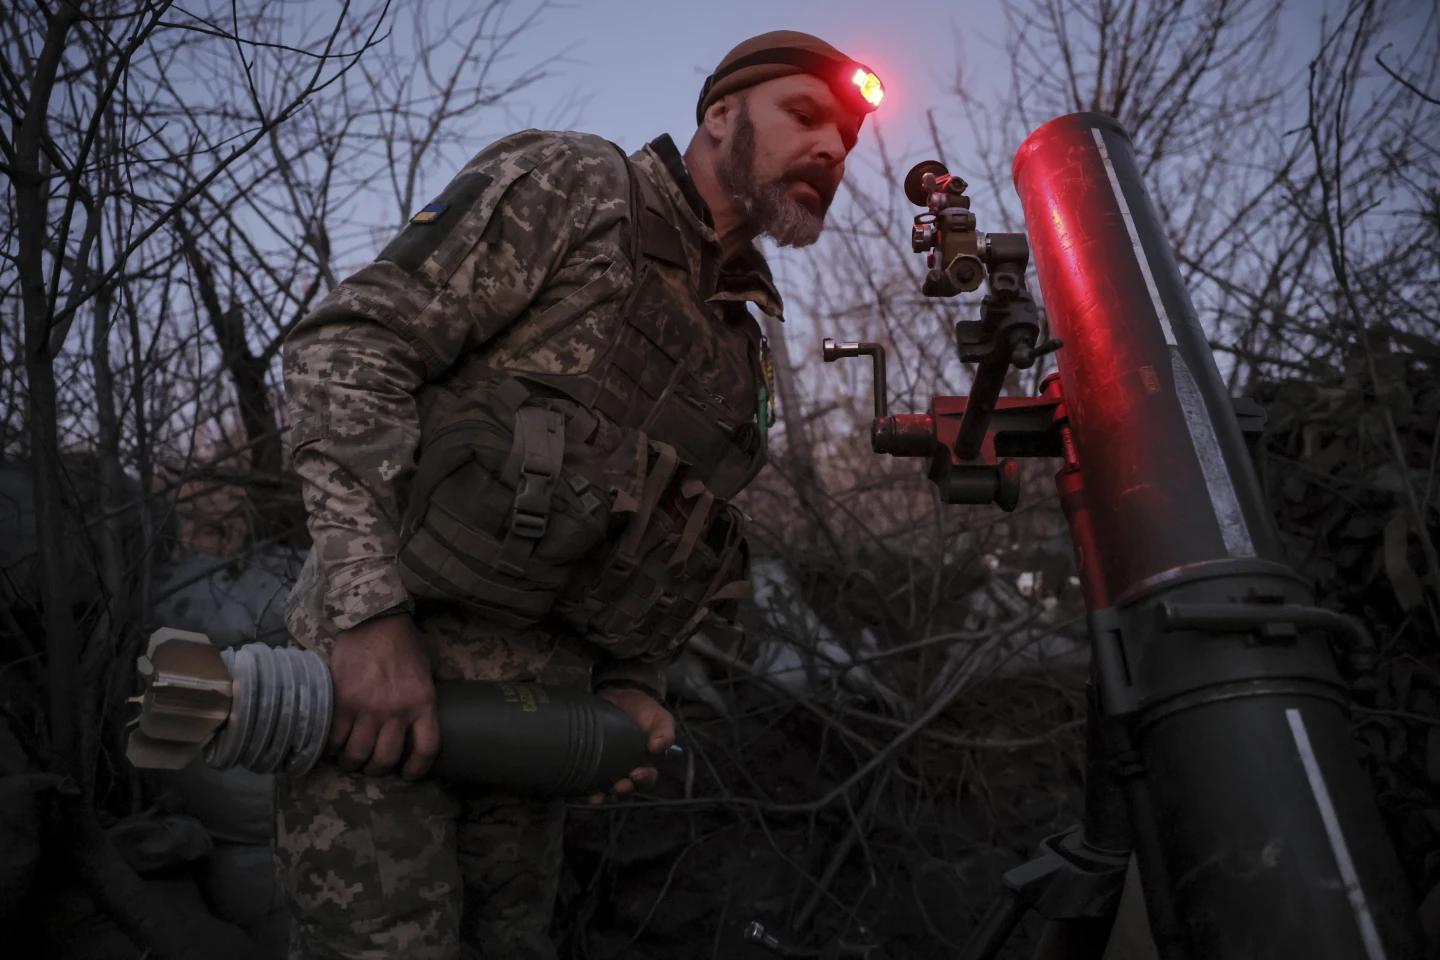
left=813, top=122, right=846, bottom=166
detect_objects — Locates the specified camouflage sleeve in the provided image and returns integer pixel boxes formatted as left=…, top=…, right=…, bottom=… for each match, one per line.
left=283, top=131, right=631, bottom=631
left=591, top=657, right=669, bottom=701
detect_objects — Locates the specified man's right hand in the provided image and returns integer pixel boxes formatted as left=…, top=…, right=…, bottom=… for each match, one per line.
left=327, top=612, right=440, bottom=780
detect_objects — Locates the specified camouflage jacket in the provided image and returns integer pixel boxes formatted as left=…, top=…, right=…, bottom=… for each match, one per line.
left=282, top=131, right=782, bottom=696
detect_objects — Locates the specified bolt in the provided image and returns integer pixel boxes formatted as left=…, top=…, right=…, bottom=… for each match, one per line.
left=743, top=921, right=784, bottom=953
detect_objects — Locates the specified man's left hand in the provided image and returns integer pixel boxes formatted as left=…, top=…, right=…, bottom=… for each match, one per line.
left=589, top=687, right=676, bottom=805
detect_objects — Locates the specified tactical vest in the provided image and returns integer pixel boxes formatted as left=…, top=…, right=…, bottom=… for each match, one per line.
left=396, top=147, right=764, bottom=664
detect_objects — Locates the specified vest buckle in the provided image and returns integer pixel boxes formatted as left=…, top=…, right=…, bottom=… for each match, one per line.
left=507, top=406, right=566, bottom=540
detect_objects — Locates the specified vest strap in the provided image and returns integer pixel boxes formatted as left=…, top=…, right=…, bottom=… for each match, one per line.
left=669, top=487, right=714, bottom=570
left=492, top=404, right=566, bottom=576
left=508, top=405, right=566, bottom=539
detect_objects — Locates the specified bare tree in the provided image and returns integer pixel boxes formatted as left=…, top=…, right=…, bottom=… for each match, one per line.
left=142, top=1, right=560, bottom=543
left=1297, top=0, right=1440, bottom=616
left=0, top=3, right=396, bottom=954
left=1, top=0, right=392, bottom=786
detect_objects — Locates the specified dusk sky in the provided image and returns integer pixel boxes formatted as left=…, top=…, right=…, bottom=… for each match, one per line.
left=484, top=0, right=981, bottom=154
left=456, top=0, right=1346, bottom=208
left=404, top=0, right=1412, bottom=377
left=423, top=0, right=1022, bottom=215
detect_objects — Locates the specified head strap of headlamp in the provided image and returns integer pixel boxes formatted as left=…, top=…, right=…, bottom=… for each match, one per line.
left=696, top=47, right=881, bottom=126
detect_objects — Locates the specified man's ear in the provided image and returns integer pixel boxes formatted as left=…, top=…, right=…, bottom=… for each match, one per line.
left=702, top=94, right=737, bottom=142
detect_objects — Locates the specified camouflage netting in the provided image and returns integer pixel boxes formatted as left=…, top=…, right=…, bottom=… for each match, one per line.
left=1252, top=341, right=1440, bottom=903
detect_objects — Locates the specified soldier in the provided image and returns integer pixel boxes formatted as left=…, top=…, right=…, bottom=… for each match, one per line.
left=276, top=29, right=883, bottom=960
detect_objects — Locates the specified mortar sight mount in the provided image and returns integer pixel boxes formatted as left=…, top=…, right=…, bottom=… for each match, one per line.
left=823, top=160, right=1062, bottom=513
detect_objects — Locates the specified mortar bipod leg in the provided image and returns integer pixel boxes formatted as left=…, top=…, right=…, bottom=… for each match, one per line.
left=958, top=680, right=1132, bottom=960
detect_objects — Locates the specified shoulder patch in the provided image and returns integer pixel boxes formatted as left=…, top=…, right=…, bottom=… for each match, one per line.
left=410, top=202, right=448, bottom=224
left=378, top=172, right=493, bottom=275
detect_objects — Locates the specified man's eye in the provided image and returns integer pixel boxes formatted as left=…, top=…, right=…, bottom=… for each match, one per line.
left=790, top=109, right=814, bottom=125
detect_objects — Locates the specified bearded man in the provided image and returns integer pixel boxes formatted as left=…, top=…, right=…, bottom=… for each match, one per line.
left=276, top=29, right=881, bottom=959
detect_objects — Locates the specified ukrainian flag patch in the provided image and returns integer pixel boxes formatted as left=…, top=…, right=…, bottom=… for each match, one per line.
left=410, top=202, right=448, bottom=224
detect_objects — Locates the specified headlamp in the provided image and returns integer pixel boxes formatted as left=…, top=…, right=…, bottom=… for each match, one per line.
left=851, top=68, right=884, bottom=108
left=696, top=47, right=885, bottom=125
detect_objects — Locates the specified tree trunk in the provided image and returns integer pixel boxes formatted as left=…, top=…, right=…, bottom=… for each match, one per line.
left=14, top=4, right=84, bottom=784
left=176, top=216, right=302, bottom=543
left=85, top=246, right=131, bottom=799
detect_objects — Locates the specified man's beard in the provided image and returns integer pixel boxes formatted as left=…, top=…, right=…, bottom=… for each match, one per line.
left=716, top=103, right=832, bottom=248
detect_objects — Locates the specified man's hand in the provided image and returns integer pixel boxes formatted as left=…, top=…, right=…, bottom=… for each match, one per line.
left=588, top=687, right=676, bottom=805
left=327, top=612, right=440, bottom=780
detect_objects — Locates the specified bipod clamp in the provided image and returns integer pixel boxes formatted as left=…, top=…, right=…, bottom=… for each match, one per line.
left=959, top=827, right=1130, bottom=960
left=951, top=283, right=1059, bottom=462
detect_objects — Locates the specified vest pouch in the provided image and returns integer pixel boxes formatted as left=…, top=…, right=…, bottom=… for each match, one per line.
left=398, top=381, right=611, bottom=625
left=641, top=370, right=763, bottom=501
left=706, top=424, right=765, bottom=502
left=557, top=442, right=751, bottom=662
left=612, top=500, right=749, bottom=662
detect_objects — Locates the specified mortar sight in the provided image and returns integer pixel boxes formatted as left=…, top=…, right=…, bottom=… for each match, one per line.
left=903, top=159, right=953, bottom=206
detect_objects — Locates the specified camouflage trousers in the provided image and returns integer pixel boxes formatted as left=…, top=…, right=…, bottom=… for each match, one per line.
left=277, top=594, right=597, bottom=959
left=275, top=766, right=564, bottom=959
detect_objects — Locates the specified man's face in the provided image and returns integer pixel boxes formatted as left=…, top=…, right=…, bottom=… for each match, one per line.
left=714, top=73, right=861, bottom=248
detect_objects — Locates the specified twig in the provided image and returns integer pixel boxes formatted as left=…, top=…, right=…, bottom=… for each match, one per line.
left=793, top=768, right=889, bottom=931
left=1375, top=44, right=1440, bottom=106
left=839, top=707, right=1085, bottom=750
left=1353, top=705, right=1440, bottom=728
left=686, top=633, right=881, bottom=756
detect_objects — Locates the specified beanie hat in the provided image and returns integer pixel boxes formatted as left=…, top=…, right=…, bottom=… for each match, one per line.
left=696, top=30, right=883, bottom=126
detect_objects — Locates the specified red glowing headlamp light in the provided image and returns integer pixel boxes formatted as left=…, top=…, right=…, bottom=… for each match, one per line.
left=696, top=47, right=885, bottom=125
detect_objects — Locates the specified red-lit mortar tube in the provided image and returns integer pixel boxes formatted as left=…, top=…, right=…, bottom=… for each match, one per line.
left=1014, top=112, right=1420, bottom=959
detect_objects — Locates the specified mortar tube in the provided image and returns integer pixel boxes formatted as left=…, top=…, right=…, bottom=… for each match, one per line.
left=1013, top=112, right=1420, bottom=958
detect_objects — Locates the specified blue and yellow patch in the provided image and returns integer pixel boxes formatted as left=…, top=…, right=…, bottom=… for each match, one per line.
left=410, top=202, right=448, bottom=224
